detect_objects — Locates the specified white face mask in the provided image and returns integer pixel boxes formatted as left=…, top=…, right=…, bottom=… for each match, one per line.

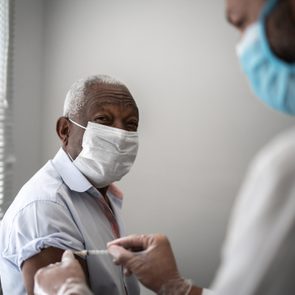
left=69, top=119, right=139, bottom=188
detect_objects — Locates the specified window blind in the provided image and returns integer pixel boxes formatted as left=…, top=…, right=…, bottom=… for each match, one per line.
left=0, top=0, right=14, bottom=220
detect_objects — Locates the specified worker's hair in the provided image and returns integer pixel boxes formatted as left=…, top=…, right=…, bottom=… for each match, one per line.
left=63, top=75, right=126, bottom=118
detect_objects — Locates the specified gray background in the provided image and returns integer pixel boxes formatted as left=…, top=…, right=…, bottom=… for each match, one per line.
left=12, top=0, right=294, bottom=293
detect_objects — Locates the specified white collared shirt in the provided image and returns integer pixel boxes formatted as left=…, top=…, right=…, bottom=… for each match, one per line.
left=0, top=148, right=139, bottom=295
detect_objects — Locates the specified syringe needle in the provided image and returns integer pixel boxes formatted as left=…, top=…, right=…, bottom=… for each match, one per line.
left=73, top=250, right=109, bottom=257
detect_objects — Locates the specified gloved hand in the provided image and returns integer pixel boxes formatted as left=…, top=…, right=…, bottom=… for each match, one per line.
left=34, top=250, right=91, bottom=295
left=57, top=278, right=93, bottom=295
left=107, top=234, right=193, bottom=294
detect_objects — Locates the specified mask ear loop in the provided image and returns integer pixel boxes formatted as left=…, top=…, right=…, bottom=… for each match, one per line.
left=68, top=118, right=87, bottom=130
left=260, top=0, right=278, bottom=19
left=67, top=118, right=87, bottom=162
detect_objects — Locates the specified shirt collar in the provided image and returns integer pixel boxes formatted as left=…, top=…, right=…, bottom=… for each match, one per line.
left=51, top=148, right=92, bottom=192
left=51, top=148, right=124, bottom=205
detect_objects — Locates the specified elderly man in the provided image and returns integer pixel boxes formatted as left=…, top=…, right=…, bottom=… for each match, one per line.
left=0, top=75, right=140, bottom=294
left=34, top=0, right=295, bottom=294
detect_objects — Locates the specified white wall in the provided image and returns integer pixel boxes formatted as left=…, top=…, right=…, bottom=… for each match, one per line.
left=13, top=0, right=295, bottom=291
left=13, top=0, right=44, bottom=195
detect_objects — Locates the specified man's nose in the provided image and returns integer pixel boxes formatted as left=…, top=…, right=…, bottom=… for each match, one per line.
left=112, top=120, right=125, bottom=131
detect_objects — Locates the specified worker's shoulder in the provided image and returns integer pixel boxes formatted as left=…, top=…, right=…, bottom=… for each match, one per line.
left=252, top=127, right=295, bottom=176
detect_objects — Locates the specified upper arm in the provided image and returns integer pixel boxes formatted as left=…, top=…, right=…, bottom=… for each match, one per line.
left=21, top=247, right=88, bottom=295
left=5, top=201, right=87, bottom=293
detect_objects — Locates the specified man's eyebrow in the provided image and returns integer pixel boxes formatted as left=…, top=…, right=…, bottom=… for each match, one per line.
left=89, top=100, right=138, bottom=113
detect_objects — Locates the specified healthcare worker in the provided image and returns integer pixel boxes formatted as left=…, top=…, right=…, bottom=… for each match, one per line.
left=34, top=0, right=295, bottom=294
left=109, top=0, right=295, bottom=294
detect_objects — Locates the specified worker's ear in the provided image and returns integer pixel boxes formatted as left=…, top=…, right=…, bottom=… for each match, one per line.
left=56, top=117, right=70, bottom=146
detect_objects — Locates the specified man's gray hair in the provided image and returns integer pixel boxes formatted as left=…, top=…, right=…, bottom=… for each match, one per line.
left=63, top=75, right=126, bottom=118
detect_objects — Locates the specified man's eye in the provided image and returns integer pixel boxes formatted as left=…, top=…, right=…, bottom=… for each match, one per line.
left=127, top=121, right=138, bottom=131
left=95, top=116, right=110, bottom=123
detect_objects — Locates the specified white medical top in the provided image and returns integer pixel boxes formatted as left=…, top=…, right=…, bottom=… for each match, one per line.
left=0, top=148, right=139, bottom=295
left=210, top=127, right=295, bottom=295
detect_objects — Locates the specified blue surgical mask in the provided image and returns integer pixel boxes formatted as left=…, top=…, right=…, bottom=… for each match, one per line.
left=236, top=0, right=295, bottom=115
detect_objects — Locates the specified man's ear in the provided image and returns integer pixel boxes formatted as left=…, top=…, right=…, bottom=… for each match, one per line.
left=56, top=117, right=70, bottom=147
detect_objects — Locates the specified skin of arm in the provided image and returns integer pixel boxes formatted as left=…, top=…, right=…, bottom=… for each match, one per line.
left=34, top=250, right=91, bottom=295
left=21, top=247, right=88, bottom=295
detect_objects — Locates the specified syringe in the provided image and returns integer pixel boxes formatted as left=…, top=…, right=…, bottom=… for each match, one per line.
left=73, top=250, right=109, bottom=257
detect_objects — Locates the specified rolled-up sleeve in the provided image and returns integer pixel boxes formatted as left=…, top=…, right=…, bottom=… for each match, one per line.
left=3, top=200, right=84, bottom=269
